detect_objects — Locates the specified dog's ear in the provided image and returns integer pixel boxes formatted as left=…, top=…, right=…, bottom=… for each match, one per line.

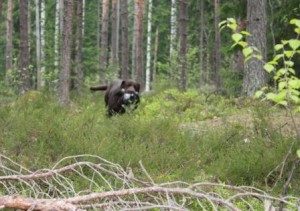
left=134, top=82, right=140, bottom=92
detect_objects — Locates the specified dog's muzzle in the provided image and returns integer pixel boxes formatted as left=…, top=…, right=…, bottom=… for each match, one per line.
left=122, top=92, right=140, bottom=106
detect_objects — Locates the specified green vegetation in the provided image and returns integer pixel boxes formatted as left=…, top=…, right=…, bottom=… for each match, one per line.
left=0, top=87, right=299, bottom=195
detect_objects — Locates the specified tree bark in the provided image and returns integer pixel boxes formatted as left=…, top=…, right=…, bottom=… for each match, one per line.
left=120, top=0, right=129, bottom=79
left=111, top=0, right=119, bottom=67
left=199, top=0, right=205, bottom=85
left=178, top=0, right=187, bottom=91
left=75, top=0, right=84, bottom=94
left=99, top=0, right=110, bottom=84
left=214, top=0, right=222, bottom=90
left=145, top=0, right=153, bottom=92
left=54, top=0, right=60, bottom=77
left=153, top=27, right=159, bottom=83
left=5, top=0, right=13, bottom=76
left=170, top=0, right=177, bottom=56
left=134, top=0, right=145, bottom=90
left=58, top=0, right=73, bottom=106
left=242, top=0, right=267, bottom=97
left=19, top=0, right=31, bottom=93
left=0, top=0, right=3, bottom=32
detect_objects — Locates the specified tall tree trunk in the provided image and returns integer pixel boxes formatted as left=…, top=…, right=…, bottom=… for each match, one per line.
left=5, top=0, right=13, bottom=79
left=54, top=0, right=60, bottom=76
left=131, top=0, right=136, bottom=79
left=214, top=0, right=222, bottom=90
left=75, top=0, right=84, bottom=94
left=35, top=0, right=42, bottom=89
left=152, top=27, right=159, bottom=83
left=134, top=0, right=145, bottom=90
left=145, top=0, right=152, bottom=92
left=178, top=0, right=187, bottom=91
left=170, top=0, right=177, bottom=56
left=242, top=0, right=267, bottom=97
left=199, top=0, right=205, bottom=85
left=19, top=0, right=30, bottom=93
left=99, top=0, right=110, bottom=84
left=40, top=0, right=46, bottom=87
left=111, top=0, right=118, bottom=66
left=120, top=0, right=129, bottom=79
left=169, top=0, right=177, bottom=79
left=0, top=1, right=3, bottom=32
left=58, top=0, right=73, bottom=106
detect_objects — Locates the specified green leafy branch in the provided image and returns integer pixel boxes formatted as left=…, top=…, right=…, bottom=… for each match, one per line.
left=220, top=18, right=300, bottom=158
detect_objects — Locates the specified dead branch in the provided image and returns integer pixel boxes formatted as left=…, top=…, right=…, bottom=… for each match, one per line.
left=0, top=153, right=299, bottom=210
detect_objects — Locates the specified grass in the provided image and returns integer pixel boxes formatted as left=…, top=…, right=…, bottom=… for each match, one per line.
left=0, top=89, right=299, bottom=194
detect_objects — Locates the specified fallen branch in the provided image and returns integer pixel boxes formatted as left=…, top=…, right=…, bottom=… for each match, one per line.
left=0, top=153, right=299, bottom=210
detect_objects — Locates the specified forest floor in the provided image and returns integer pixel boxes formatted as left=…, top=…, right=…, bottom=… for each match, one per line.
left=181, top=112, right=300, bottom=138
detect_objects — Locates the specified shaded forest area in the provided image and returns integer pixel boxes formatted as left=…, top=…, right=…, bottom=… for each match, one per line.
left=0, top=0, right=299, bottom=98
left=0, top=0, right=300, bottom=210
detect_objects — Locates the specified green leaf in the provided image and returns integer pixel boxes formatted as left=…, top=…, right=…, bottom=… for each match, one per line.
left=290, top=95, right=299, bottom=103
left=297, top=149, right=300, bottom=158
left=254, top=54, right=263, bottom=60
left=227, top=17, right=236, bottom=24
left=288, top=39, right=300, bottom=50
left=254, top=90, right=264, bottom=98
left=274, top=44, right=284, bottom=51
left=266, top=93, right=277, bottom=101
left=290, top=19, right=300, bottom=27
left=284, top=50, right=294, bottom=58
left=289, top=79, right=300, bottom=89
left=273, top=54, right=284, bottom=61
left=242, top=47, right=253, bottom=57
left=295, top=28, right=300, bottom=34
left=285, top=61, right=294, bottom=67
left=278, top=100, right=288, bottom=106
left=278, top=81, right=286, bottom=90
left=240, top=31, right=251, bottom=36
left=232, top=33, right=243, bottom=43
left=219, top=20, right=227, bottom=27
left=264, top=63, right=275, bottom=73
left=238, top=41, right=248, bottom=48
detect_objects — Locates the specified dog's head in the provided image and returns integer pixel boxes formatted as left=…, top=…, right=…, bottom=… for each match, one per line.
left=119, top=80, right=140, bottom=107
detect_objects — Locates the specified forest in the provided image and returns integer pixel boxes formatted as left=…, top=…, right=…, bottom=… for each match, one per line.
left=0, top=0, right=300, bottom=210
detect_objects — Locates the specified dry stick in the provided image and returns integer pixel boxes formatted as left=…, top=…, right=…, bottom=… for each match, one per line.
left=65, top=186, right=240, bottom=211
left=266, top=142, right=294, bottom=190
left=279, top=158, right=300, bottom=210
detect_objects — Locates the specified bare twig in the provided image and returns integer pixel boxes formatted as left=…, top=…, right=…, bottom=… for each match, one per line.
left=0, top=153, right=299, bottom=210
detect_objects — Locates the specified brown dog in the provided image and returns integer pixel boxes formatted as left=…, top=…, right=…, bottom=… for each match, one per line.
left=90, top=80, right=140, bottom=116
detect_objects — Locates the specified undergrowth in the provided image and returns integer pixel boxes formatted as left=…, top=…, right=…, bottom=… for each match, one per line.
left=0, top=89, right=299, bottom=195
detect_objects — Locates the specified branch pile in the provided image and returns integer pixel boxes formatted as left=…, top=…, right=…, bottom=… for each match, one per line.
left=0, top=154, right=299, bottom=210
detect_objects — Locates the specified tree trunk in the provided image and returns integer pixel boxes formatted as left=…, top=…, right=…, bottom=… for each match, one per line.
left=152, top=27, right=159, bottom=83
left=131, top=0, right=136, bottom=79
left=214, top=0, right=222, bottom=90
left=0, top=0, right=3, bottom=32
left=54, top=0, right=60, bottom=77
left=145, top=0, right=152, bottom=92
left=19, top=0, right=31, bottom=93
left=111, top=0, right=119, bottom=66
left=120, top=0, right=129, bottom=79
left=169, top=0, right=177, bottom=79
left=242, top=0, right=267, bottom=97
left=199, top=0, right=205, bottom=85
left=99, top=0, right=110, bottom=84
left=58, top=0, right=73, bottom=106
left=134, top=0, right=145, bottom=90
left=5, top=0, right=13, bottom=77
left=170, top=0, right=177, bottom=56
left=75, top=0, right=84, bottom=94
left=178, top=0, right=187, bottom=91
left=40, top=0, right=46, bottom=87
